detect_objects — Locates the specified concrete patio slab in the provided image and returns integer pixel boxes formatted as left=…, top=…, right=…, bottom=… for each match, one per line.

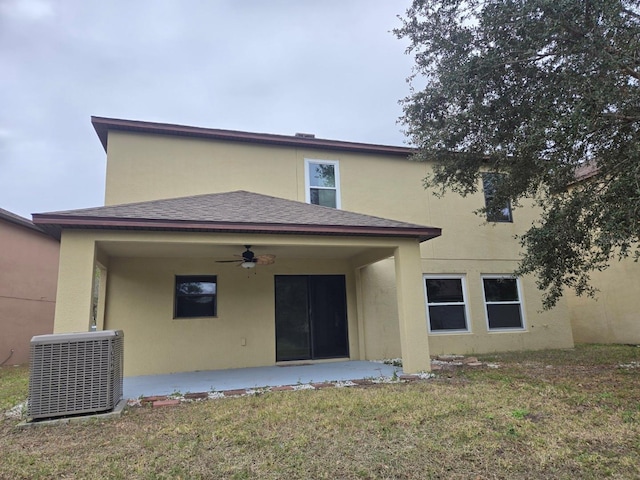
left=123, top=360, right=402, bottom=399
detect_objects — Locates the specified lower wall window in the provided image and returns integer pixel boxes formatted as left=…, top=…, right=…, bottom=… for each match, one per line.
left=482, top=276, right=524, bottom=330
left=424, top=275, right=469, bottom=332
left=175, top=275, right=217, bottom=318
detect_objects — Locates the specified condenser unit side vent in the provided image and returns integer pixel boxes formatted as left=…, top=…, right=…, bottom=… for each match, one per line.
left=28, top=330, right=124, bottom=420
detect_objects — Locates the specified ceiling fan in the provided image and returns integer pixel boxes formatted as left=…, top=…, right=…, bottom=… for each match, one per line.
left=215, top=245, right=276, bottom=269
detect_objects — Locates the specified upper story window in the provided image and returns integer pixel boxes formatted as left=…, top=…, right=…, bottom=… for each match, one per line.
left=305, top=159, right=341, bottom=209
left=482, top=173, right=512, bottom=222
left=174, top=275, right=217, bottom=318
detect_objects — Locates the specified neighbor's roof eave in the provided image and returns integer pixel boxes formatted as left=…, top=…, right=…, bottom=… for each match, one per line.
left=0, top=207, right=55, bottom=237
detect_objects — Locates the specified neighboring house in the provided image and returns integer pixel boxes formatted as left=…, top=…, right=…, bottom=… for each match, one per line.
left=567, top=260, right=640, bottom=344
left=33, top=117, right=574, bottom=376
left=0, top=208, right=59, bottom=365
left=565, top=164, right=640, bottom=344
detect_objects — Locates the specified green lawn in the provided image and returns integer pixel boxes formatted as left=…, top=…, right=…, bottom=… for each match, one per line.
left=1, top=344, right=639, bottom=479
left=0, top=364, right=29, bottom=412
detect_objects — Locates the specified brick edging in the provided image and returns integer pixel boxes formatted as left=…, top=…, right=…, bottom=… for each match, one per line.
left=134, top=374, right=429, bottom=407
left=134, top=357, right=494, bottom=408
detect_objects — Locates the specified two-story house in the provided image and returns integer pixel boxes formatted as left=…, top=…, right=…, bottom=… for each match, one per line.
left=33, top=117, right=574, bottom=376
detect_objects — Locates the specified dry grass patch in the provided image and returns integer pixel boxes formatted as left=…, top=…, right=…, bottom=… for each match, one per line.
left=1, top=344, right=639, bottom=479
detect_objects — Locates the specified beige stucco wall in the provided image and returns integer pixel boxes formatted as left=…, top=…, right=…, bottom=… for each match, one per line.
left=0, top=220, right=59, bottom=365
left=567, top=260, right=640, bottom=344
left=359, top=261, right=402, bottom=360
left=105, top=131, right=433, bottom=224
left=53, top=230, right=429, bottom=376
left=104, top=131, right=540, bottom=260
left=88, top=129, right=576, bottom=365
left=361, top=257, right=574, bottom=357
left=106, top=256, right=361, bottom=376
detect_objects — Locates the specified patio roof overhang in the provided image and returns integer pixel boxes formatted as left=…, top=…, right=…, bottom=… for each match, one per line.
left=30, top=215, right=441, bottom=243
left=31, top=191, right=442, bottom=243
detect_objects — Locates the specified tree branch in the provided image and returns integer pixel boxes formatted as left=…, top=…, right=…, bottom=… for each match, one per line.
left=622, top=7, right=640, bottom=21
left=601, top=113, right=640, bottom=122
left=620, top=64, right=640, bottom=81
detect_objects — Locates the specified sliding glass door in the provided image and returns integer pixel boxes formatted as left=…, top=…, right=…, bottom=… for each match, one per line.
left=275, top=275, right=349, bottom=361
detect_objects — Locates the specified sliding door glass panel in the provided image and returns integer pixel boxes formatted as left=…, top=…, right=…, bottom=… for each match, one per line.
left=309, top=275, right=349, bottom=359
left=275, top=276, right=310, bottom=361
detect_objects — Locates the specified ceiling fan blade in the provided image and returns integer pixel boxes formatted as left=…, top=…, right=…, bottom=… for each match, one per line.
left=215, top=247, right=274, bottom=266
left=255, top=254, right=276, bottom=265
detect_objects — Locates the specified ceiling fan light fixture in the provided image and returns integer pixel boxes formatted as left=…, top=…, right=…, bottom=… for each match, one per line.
left=216, top=246, right=275, bottom=268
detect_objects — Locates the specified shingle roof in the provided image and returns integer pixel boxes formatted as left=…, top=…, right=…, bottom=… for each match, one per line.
left=91, top=116, right=415, bottom=157
left=0, top=207, right=49, bottom=235
left=32, top=190, right=441, bottom=242
left=574, top=162, right=599, bottom=182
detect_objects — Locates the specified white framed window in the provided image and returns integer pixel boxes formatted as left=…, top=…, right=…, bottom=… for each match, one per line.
left=423, top=275, right=470, bottom=333
left=305, top=159, right=341, bottom=209
left=481, top=275, right=525, bottom=330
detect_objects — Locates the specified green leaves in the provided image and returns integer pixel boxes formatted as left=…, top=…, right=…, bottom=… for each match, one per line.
left=396, top=0, right=640, bottom=307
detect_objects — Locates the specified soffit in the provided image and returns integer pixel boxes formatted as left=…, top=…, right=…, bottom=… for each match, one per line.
left=96, top=241, right=393, bottom=261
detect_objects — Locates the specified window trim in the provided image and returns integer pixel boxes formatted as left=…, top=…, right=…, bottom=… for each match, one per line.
left=481, top=275, right=526, bottom=331
left=423, top=274, right=471, bottom=334
left=482, top=173, right=513, bottom=223
left=174, top=275, right=218, bottom=319
left=304, top=158, right=341, bottom=209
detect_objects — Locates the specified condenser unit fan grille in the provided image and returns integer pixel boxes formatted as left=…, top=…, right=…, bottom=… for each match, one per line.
left=28, top=330, right=124, bottom=420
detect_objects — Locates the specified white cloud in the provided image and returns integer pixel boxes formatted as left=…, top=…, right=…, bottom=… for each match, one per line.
left=0, top=0, right=54, bottom=21
left=0, top=127, right=13, bottom=139
left=0, top=0, right=414, bottom=217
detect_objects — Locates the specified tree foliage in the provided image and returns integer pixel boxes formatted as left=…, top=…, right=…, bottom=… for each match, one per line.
left=395, top=0, right=640, bottom=308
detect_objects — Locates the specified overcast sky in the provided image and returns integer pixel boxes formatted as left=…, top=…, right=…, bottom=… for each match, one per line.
left=0, top=0, right=415, bottom=218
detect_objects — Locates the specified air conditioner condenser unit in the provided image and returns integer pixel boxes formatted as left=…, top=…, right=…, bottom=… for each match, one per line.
left=27, top=330, right=124, bottom=420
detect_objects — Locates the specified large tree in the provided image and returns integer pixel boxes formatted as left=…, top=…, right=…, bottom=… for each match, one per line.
left=395, top=0, right=640, bottom=308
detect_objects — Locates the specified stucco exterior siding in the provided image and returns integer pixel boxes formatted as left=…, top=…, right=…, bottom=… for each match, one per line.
left=103, top=131, right=539, bottom=263
left=393, top=242, right=432, bottom=373
left=1, top=297, right=56, bottom=365
left=0, top=219, right=59, bottom=365
left=103, top=131, right=432, bottom=227
left=567, top=260, right=640, bottom=344
left=52, top=232, right=98, bottom=333
left=41, top=118, right=581, bottom=377
left=105, top=132, right=302, bottom=207
left=361, top=258, right=573, bottom=358
left=105, top=256, right=361, bottom=376
left=53, top=230, right=430, bottom=376
left=359, top=261, right=402, bottom=360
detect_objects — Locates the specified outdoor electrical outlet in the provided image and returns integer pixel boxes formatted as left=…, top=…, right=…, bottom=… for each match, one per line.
left=241, top=337, right=246, bottom=346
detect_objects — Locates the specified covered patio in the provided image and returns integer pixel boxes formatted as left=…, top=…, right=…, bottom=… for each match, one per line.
left=123, top=360, right=402, bottom=399
left=34, top=191, right=442, bottom=378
